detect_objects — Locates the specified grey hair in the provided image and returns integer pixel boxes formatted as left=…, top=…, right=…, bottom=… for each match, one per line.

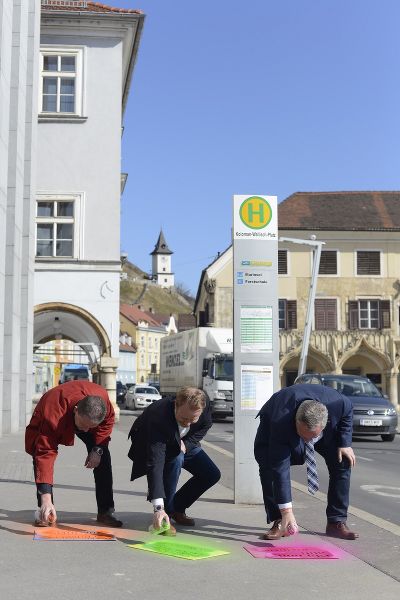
left=77, top=396, right=106, bottom=424
left=296, top=400, right=328, bottom=431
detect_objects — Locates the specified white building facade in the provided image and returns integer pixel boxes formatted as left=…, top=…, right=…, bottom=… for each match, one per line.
left=0, top=0, right=40, bottom=434
left=34, top=1, right=144, bottom=405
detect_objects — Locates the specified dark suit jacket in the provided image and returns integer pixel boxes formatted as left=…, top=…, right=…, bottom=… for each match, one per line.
left=254, top=383, right=353, bottom=505
left=128, top=397, right=212, bottom=500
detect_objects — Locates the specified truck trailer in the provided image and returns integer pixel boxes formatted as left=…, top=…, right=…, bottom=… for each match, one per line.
left=159, top=327, right=233, bottom=418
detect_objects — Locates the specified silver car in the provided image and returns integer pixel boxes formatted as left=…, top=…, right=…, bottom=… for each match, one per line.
left=125, top=385, right=162, bottom=410
left=295, top=373, right=398, bottom=442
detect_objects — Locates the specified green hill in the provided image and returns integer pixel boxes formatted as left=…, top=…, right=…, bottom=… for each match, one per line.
left=120, top=260, right=194, bottom=314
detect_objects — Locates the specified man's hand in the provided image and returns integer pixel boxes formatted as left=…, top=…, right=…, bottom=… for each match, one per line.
left=40, top=493, right=57, bottom=525
left=280, top=508, right=299, bottom=536
left=85, top=450, right=101, bottom=469
left=338, top=447, right=356, bottom=467
left=180, top=440, right=186, bottom=454
left=152, top=509, right=170, bottom=531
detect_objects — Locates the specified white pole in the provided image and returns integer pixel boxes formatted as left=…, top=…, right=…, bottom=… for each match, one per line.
left=298, top=240, right=323, bottom=376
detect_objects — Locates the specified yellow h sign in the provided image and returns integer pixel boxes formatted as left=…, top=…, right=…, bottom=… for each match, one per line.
left=239, top=196, right=272, bottom=229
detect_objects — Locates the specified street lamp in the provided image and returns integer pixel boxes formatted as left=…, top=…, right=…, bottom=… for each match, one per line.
left=279, top=236, right=325, bottom=377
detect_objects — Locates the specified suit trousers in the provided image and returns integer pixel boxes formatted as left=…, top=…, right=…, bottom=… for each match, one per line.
left=163, top=447, right=221, bottom=514
left=34, top=431, right=115, bottom=514
left=255, top=437, right=351, bottom=524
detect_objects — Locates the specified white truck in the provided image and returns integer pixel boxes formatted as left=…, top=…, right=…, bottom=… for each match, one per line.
left=159, top=327, right=233, bottom=418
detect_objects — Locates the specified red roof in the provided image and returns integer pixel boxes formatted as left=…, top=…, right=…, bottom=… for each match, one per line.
left=41, top=1, right=142, bottom=14
left=119, top=342, right=136, bottom=353
left=120, top=304, right=164, bottom=328
left=279, top=191, right=400, bottom=231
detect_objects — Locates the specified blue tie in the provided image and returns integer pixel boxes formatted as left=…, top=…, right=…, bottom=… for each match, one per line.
left=305, top=441, right=319, bottom=494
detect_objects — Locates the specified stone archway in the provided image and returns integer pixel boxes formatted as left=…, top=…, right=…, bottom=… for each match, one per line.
left=33, top=303, right=118, bottom=412
left=280, top=345, right=334, bottom=388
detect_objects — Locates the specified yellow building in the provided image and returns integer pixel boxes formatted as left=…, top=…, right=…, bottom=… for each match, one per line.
left=194, top=192, right=400, bottom=408
left=120, top=304, right=167, bottom=384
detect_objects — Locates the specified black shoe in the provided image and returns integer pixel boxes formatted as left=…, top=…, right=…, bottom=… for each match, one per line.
left=96, top=511, right=123, bottom=528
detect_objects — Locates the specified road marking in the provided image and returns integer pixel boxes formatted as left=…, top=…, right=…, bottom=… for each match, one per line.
left=360, top=484, right=400, bottom=498
left=357, top=456, right=373, bottom=462
left=202, top=440, right=234, bottom=458
left=204, top=439, right=400, bottom=537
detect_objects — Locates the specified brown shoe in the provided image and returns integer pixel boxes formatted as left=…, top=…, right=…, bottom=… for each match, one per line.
left=160, top=523, right=177, bottom=536
left=262, top=519, right=287, bottom=540
left=326, top=521, right=359, bottom=540
left=170, top=512, right=195, bottom=526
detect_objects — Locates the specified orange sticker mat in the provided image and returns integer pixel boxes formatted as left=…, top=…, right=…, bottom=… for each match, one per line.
left=33, top=527, right=116, bottom=541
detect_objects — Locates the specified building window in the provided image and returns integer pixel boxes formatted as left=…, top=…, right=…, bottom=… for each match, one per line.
left=149, top=337, right=152, bottom=349
left=348, top=300, right=390, bottom=330
left=141, top=336, right=145, bottom=348
left=40, top=48, right=83, bottom=115
left=36, top=199, right=75, bottom=257
left=314, top=299, right=337, bottom=330
left=356, top=251, right=381, bottom=275
left=279, top=299, right=297, bottom=330
left=319, top=251, right=337, bottom=275
left=278, top=250, right=288, bottom=275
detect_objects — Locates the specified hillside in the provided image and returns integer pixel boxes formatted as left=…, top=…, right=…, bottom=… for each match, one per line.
left=120, top=260, right=194, bottom=315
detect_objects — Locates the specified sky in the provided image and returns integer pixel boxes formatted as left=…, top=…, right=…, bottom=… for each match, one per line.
left=113, top=0, right=400, bottom=294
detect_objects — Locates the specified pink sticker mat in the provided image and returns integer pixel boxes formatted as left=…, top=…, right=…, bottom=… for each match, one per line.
left=244, top=543, right=340, bottom=559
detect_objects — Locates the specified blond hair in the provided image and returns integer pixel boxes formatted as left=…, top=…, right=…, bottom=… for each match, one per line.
left=175, top=387, right=206, bottom=410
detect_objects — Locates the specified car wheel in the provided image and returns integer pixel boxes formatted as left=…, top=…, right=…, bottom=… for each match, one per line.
left=381, top=433, right=396, bottom=442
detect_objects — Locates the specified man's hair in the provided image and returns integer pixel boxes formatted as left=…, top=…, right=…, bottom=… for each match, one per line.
left=175, top=387, right=206, bottom=410
left=77, top=396, right=106, bottom=424
left=295, top=400, right=328, bottom=431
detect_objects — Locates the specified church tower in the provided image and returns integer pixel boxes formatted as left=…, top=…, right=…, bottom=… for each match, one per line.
left=150, top=230, right=174, bottom=288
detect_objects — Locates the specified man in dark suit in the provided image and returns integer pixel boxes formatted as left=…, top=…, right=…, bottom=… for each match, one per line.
left=254, top=383, right=358, bottom=540
left=128, top=387, right=221, bottom=534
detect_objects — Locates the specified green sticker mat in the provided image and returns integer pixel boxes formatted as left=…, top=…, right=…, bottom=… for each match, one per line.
left=129, top=539, right=230, bottom=561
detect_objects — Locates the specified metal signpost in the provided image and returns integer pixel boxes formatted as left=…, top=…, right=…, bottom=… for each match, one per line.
left=232, top=195, right=279, bottom=503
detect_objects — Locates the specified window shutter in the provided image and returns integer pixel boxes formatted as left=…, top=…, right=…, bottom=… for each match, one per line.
left=319, top=251, right=337, bottom=275
left=287, top=300, right=297, bottom=329
left=379, top=300, right=391, bottom=329
left=315, top=299, right=337, bottom=330
left=357, top=251, right=380, bottom=275
left=278, top=250, right=288, bottom=275
left=348, top=300, right=359, bottom=329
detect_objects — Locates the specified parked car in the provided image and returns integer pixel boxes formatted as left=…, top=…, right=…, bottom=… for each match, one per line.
left=294, top=373, right=398, bottom=441
left=116, top=381, right=127, bottom=406
left=125, top=384, right=162, bottom=410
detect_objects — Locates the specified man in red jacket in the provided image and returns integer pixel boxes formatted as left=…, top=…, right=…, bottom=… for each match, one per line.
left=25, top=380, right=122, bottom=527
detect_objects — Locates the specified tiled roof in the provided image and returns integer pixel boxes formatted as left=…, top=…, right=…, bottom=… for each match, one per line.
left=41, top=1, right=142, bottom=14
left=278, top=191, right=400, bottom=231
left=120, top=304, right=164, bottom=328
left=178, top=313, right=196, bottom=331
left=119, top=342, right=136, bottom=353
left=145, top=311, right=170, bottom=326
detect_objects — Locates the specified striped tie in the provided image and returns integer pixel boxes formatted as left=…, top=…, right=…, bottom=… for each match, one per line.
left=305, top=441, right=319, bottom=494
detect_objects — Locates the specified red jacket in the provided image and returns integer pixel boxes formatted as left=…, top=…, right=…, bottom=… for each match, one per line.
left=25, top=380, right=115, bottom=485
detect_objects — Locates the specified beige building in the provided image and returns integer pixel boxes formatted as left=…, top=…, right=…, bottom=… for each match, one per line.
left=120, top=304, right=167, bottom=384
left=194, top=192, right=400, bottom=408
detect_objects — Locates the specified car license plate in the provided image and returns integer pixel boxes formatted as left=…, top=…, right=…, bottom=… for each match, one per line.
left=360, top=419, right=383, bottom=426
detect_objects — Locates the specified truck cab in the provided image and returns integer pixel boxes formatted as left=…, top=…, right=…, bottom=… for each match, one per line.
left=203, top=353, right=234, bottom=418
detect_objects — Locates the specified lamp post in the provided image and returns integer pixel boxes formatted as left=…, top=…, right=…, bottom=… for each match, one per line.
left=279, top=236, right=325, bottom=377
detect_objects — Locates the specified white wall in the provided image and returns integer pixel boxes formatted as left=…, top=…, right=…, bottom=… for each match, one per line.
left=0, top=0, right=39, bottom=434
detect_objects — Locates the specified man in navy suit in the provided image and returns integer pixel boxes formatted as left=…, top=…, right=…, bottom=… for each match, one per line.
left=128, top=387, right=221, bottom=534
left=254, top=383, right=358, bottom=540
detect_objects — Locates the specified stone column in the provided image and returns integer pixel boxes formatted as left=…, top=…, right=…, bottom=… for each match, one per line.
left=93, top=357, right=119, bottom=421
left=388, top=371, right=398, bottom=410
